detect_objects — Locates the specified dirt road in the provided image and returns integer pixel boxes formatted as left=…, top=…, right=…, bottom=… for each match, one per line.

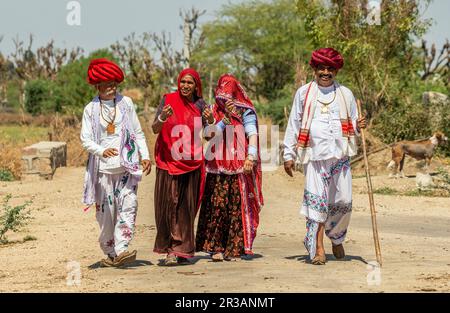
left=1, top=166, right=449, bottom=292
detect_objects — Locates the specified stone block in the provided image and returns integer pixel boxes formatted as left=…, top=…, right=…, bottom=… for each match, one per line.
left=21, top=141, right=67, bottom=180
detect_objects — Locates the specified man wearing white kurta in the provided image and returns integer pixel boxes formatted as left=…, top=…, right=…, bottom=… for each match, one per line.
left=81, top=58, right=151, bottom=267
left=283, top=48, right=366, bottom=265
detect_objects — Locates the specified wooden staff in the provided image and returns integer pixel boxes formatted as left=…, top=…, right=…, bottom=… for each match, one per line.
left=357, top=99, right=382, bottom=267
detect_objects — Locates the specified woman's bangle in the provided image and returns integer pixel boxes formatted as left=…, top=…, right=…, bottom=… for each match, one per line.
left=222, top=116, right=231, bottom=125
left=157, top=114, right=167, bottom=123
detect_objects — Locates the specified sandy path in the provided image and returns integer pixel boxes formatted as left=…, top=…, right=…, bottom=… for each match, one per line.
left=0, top=166, right=449, bottom=292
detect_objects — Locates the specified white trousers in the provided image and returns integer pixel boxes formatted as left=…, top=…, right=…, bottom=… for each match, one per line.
left=95, top=172, right=138, bottom=257
left=301, top=157, right=352, bottom=259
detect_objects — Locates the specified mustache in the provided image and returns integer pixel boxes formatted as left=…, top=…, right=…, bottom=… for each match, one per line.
left=319, top=74, right=333, bottom=79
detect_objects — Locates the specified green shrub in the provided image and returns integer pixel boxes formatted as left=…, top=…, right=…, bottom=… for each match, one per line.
left=0, top=169, right=14, bottom=182
left=0, top=194, right=33, bottom=244
left=371, top=100, right=432, bottom=144
left=24, top=79, right=56, bottom=115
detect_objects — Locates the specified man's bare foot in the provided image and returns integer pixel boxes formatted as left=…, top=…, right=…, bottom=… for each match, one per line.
left=312, top=248, right=326, bottom=265
left=332, top=244, right=345, bottom=260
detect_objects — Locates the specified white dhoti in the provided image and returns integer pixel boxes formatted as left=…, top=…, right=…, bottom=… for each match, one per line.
left=95, top=172, right=139, bottom=257
left=300, top=157, right=352, bottom=259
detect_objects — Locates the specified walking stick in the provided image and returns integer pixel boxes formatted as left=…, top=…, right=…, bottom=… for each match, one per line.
left=357, top=99, right=383, bottom=267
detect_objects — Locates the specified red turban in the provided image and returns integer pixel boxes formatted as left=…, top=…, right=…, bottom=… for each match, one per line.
left=309, top=48, right=344, bottom=70
left=87, top=58, right=124, bottom=85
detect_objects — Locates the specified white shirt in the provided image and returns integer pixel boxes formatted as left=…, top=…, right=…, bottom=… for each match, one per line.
left=80, top=96, right=150, bottom=174
left=283, top=82, right=360, bottom=162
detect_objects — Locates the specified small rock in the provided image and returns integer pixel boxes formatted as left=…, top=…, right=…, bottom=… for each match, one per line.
left=416, top=173, right=435, bottom=189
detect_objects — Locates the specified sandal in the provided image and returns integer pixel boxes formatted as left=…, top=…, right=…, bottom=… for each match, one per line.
left=332, top=244, right=345, bottom=260
left=311, top=254, right=326, bottom=265
left=113, top=250, right=137, bottom=267
left=163, top=254, right=178, bottom=266
left=100, top=256, right=115, bottom=268
left=212, top=253, right=224, bottom=262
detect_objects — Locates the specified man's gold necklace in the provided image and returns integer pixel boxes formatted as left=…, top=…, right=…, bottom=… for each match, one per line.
left=317, top=85, right=336, bottom=113
left=100, top=98, right=117, bottom=135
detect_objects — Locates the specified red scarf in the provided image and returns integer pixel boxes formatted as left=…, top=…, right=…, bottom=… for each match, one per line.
left=155, top=69, right=204, bottom=175
left=154, top=68, right=206, bottom=212
left=207, top=73, right=264, bottom=254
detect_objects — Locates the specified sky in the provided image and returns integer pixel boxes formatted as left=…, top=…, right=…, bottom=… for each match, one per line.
left=0, top=0, right=448, bottom=56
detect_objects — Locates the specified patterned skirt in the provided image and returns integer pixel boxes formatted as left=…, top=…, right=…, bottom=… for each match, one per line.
left=195, top=173, right=245, bottom=258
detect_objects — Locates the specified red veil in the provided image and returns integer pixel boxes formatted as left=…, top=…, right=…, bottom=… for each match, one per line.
left=207, top=73, right=264, bottom=254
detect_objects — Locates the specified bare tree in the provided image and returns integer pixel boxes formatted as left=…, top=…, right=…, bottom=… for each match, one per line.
left=180, top=7, right=206, bottom=67
left=111, top=33, right=159, bottom=117
left=0, top=36, right=15, bottom=107
left=10, top=34, right=40, bottom=114
left=10, top=35, right=84, bottom=116
left=149, top=31, right=183, bottom=86
left=421, top=39, right=449, bottom=84
left=36, top=40, right=83, bottom=80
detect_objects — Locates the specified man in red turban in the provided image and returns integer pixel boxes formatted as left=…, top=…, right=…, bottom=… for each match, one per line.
left=81, top=58, right=151, bottom=267
left=283, top=48, right=367, bottom=265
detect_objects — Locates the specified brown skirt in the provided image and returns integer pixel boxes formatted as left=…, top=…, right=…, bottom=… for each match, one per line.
left=153, top=167, right=201, bottom=258
left=195, top=173, right=245, bottom=258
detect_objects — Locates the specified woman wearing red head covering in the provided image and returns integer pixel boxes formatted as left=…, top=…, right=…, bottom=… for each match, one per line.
left=152, top=68, right=214, bottom=266
left=195, top=73, right=264, bottom=261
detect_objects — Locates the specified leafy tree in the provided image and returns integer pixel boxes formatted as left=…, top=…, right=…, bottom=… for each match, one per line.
left=192, top=0, right=310, bottom=101
left=24, top=79, right=56, bottom=115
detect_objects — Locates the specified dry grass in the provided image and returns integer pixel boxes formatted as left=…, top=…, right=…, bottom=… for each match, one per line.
left=0, top=112, right=54, bottom=127
left=48, top=114, right=87, bottom=167
left=0, top=143, right=23, bottom=180
left=0, top=124, right=50, bottom=179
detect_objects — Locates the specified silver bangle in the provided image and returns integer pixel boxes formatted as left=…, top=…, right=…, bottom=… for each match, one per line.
left=157, top=114, right=167, bottom=123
